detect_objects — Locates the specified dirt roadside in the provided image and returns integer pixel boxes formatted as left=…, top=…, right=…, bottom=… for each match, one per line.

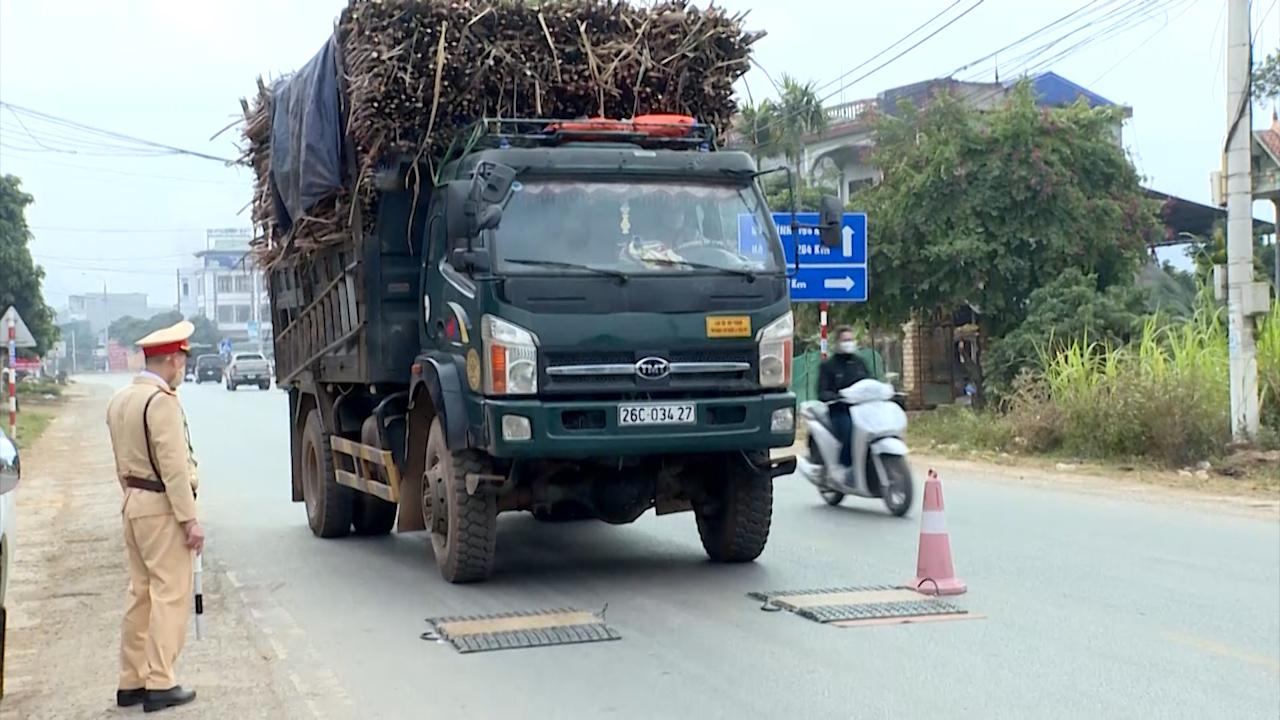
left=0, top=383, right=321, bottom=720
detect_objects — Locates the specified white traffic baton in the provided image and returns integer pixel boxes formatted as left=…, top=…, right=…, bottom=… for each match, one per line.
left=193, top=551, right=204, bottom=640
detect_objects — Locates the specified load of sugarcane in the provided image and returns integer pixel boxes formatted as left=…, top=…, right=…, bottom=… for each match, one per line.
left=240, top=0, right=762, bottom=268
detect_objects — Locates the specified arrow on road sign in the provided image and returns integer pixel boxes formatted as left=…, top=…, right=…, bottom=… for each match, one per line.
left=842, top=225, right=854, bottom=257
left=823, top=276, right=856, bottom=291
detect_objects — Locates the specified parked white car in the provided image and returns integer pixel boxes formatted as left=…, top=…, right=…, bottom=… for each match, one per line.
left=0, top=426, right=20, bottom=696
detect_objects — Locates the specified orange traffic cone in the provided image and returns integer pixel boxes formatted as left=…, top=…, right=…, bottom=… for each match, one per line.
left=908, top=469, right=966, bottom=596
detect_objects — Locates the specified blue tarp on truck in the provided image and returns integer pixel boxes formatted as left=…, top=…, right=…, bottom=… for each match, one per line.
left=268, top=37, right=344, bottom=236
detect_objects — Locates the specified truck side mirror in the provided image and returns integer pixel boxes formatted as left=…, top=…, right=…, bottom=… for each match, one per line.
left=474, top=161, right=517, bottom=205
left=818, top=195, right=843, bottom=248
left=444, top=180, right=473, bottom=244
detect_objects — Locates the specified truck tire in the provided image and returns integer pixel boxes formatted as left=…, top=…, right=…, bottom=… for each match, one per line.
left=300, top=409, right=354, bottom=538
left=423, top=417, right=497, bottom=583
left=351, top=420, right=397, bottom=536
left=695, top=454, right=773, bottom=563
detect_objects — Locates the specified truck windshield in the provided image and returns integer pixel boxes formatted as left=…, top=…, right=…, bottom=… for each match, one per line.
left=493, top=180, right=782, bottom=276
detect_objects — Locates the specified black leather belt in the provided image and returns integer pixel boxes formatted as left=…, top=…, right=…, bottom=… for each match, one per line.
left=124, top=476, right=197, bottom=500
left=125, top=476, right=165, bottom=492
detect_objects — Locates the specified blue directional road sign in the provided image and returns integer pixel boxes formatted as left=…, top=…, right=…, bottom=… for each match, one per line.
left=738, top=212, right=868, bottom=302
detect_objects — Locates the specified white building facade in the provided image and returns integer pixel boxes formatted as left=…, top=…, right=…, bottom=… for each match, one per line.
left=179, top=228, right=271, bottom=351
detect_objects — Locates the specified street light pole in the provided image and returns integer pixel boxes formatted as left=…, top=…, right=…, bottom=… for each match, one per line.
left=1225, top=0, right=1261, bottom=441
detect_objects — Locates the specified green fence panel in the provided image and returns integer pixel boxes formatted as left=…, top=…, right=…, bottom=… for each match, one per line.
left=790, top=350, right=822, bottom=403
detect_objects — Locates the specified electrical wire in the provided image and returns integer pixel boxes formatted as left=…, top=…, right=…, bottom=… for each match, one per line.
left=747, top=0, right=986, bottom=142
left=991, top=1, right=1151, bottom=79
left=1089, top=0, right=1197, bottom=85
left=0, top=153, right=248, bottom=186
left=30, top=225, right=212, bottom=233
left=950, top=0, right=1116, bottom=79
left=1015, top=0, right=1186, bottom=78
left=813, top=0, right=967, bottom=97
left=0, top=102, right=236, bottom=163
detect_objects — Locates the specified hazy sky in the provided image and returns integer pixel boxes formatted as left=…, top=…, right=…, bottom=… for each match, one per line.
left=2, top=0, right=1277, bottom=309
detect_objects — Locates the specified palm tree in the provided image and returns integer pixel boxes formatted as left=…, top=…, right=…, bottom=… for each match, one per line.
left=737, top=100, right=779, bottom=167
left=774, top=76, right=827, bottom=186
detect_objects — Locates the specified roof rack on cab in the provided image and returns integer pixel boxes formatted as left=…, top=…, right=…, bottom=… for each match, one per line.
left=473, top=115, right=716, bottom=152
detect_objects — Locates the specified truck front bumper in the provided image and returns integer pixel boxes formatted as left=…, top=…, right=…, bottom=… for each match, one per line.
left=480, top=392, right=796, bottom=459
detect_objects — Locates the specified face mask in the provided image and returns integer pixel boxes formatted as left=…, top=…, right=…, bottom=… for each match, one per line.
left=836, top=341, right=856, bottom=355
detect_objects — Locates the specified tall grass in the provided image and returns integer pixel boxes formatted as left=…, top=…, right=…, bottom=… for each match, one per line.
left=1040, top=306, right=1233, bottom=465
left=1259, top=302, right=1280, bottom=429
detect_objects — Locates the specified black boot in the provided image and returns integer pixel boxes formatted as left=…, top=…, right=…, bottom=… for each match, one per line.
left=116, top=688, right=146, bottom=707
left=143, top=686, right=196, bottom=713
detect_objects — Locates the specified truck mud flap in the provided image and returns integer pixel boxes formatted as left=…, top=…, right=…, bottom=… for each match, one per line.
left=421, top=607, right=620, bottom=654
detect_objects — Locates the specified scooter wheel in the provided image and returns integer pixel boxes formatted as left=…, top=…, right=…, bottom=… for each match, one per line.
left=820, top=489, right=845, bottom=506
left=880, top=455, right=914, bottom=517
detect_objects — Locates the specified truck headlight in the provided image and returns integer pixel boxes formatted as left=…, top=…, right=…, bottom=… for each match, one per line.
left=481, top=315, right=539, bottom=396
left=757, top=312, right=793, bottom=388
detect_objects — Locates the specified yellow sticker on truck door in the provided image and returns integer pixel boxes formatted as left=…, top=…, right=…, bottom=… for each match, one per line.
left=706, top=316, right=752, bottom=338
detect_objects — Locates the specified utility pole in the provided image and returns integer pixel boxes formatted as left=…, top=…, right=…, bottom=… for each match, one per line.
left=1226, top=0, right=1261, bottom=440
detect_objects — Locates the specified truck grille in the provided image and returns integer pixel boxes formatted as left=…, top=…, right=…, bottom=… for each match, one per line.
left=542, top=347, right=756, bottom=394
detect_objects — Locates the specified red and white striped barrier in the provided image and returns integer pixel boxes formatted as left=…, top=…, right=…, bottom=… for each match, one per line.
left=909, top=469, right=966, bottom=596
left=7, top=314, right=15, bottom=439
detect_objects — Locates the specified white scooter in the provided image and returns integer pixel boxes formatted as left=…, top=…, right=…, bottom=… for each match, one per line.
left=796, top=379, right=914, bottom=516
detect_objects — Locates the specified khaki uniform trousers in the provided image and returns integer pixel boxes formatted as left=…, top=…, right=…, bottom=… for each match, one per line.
left=119, top=511, right=192, bottom=690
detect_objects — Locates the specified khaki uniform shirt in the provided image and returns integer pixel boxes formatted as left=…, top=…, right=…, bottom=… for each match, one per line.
left=106, top=373, right=199, bottom=523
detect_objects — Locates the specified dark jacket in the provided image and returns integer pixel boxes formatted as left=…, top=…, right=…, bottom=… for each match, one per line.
left=818, top=353, right=871, bottom=403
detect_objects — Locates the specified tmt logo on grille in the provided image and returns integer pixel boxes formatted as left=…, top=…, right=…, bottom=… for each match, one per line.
left=634, top=356, right=671, bottom=380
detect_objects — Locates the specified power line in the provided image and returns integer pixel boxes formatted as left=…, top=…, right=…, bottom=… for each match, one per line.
left=34, top=251, right=196, bottom=262
left=1015, top=0, right=1186, bottom=78
left=1254, top=0, right=1278, bottom=42
left=814, top=1, right=967, bottom=97
left=1089, top=0, right=1198, bottom=85
left=951, top=0, right=1116, bottom=78
left=818, top=0, right=986, bottom=106
left=990, top=1, right=1147, bottom=79
left=0, top=102, right=236, bottom=164
left=30, top=225, right=211, bottom=233
left=747, top=0, right=986, bottom=142
left=0, top=153, right=248, bottom=186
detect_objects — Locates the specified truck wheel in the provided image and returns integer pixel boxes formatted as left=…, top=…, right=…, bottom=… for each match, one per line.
left=259, top=382, right=271, bottom=391
left=695, top=454, right=773, bottom=563
left=300, top=410, right=354, bottom=538
left=422, top=417, right=497, bottom=583
left=351, top=421, right=397, bottom=536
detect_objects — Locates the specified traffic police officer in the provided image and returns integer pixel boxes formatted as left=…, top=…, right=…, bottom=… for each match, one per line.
left=105, top=320, right=203, bottom=713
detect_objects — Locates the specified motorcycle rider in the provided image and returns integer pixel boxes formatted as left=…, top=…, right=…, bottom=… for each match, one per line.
left=817, top=326, right=871, bottom=468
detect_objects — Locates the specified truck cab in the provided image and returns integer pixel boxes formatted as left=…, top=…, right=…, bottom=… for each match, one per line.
left=275, top=117, right=839, bottom=583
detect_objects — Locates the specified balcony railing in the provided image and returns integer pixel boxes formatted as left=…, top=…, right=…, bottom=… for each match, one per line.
left=825, top=98, right=878, bottom=124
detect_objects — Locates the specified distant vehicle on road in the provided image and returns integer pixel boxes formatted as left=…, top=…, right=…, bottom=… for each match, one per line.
left=193, top=354, right=225, bottom=384
left=225, top=353, right=272, bottom=391
left=0, top=426, right=21, bottom=696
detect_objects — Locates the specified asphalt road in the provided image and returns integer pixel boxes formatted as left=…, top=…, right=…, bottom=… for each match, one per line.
left=112, top=375, right=1280, bottom=719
